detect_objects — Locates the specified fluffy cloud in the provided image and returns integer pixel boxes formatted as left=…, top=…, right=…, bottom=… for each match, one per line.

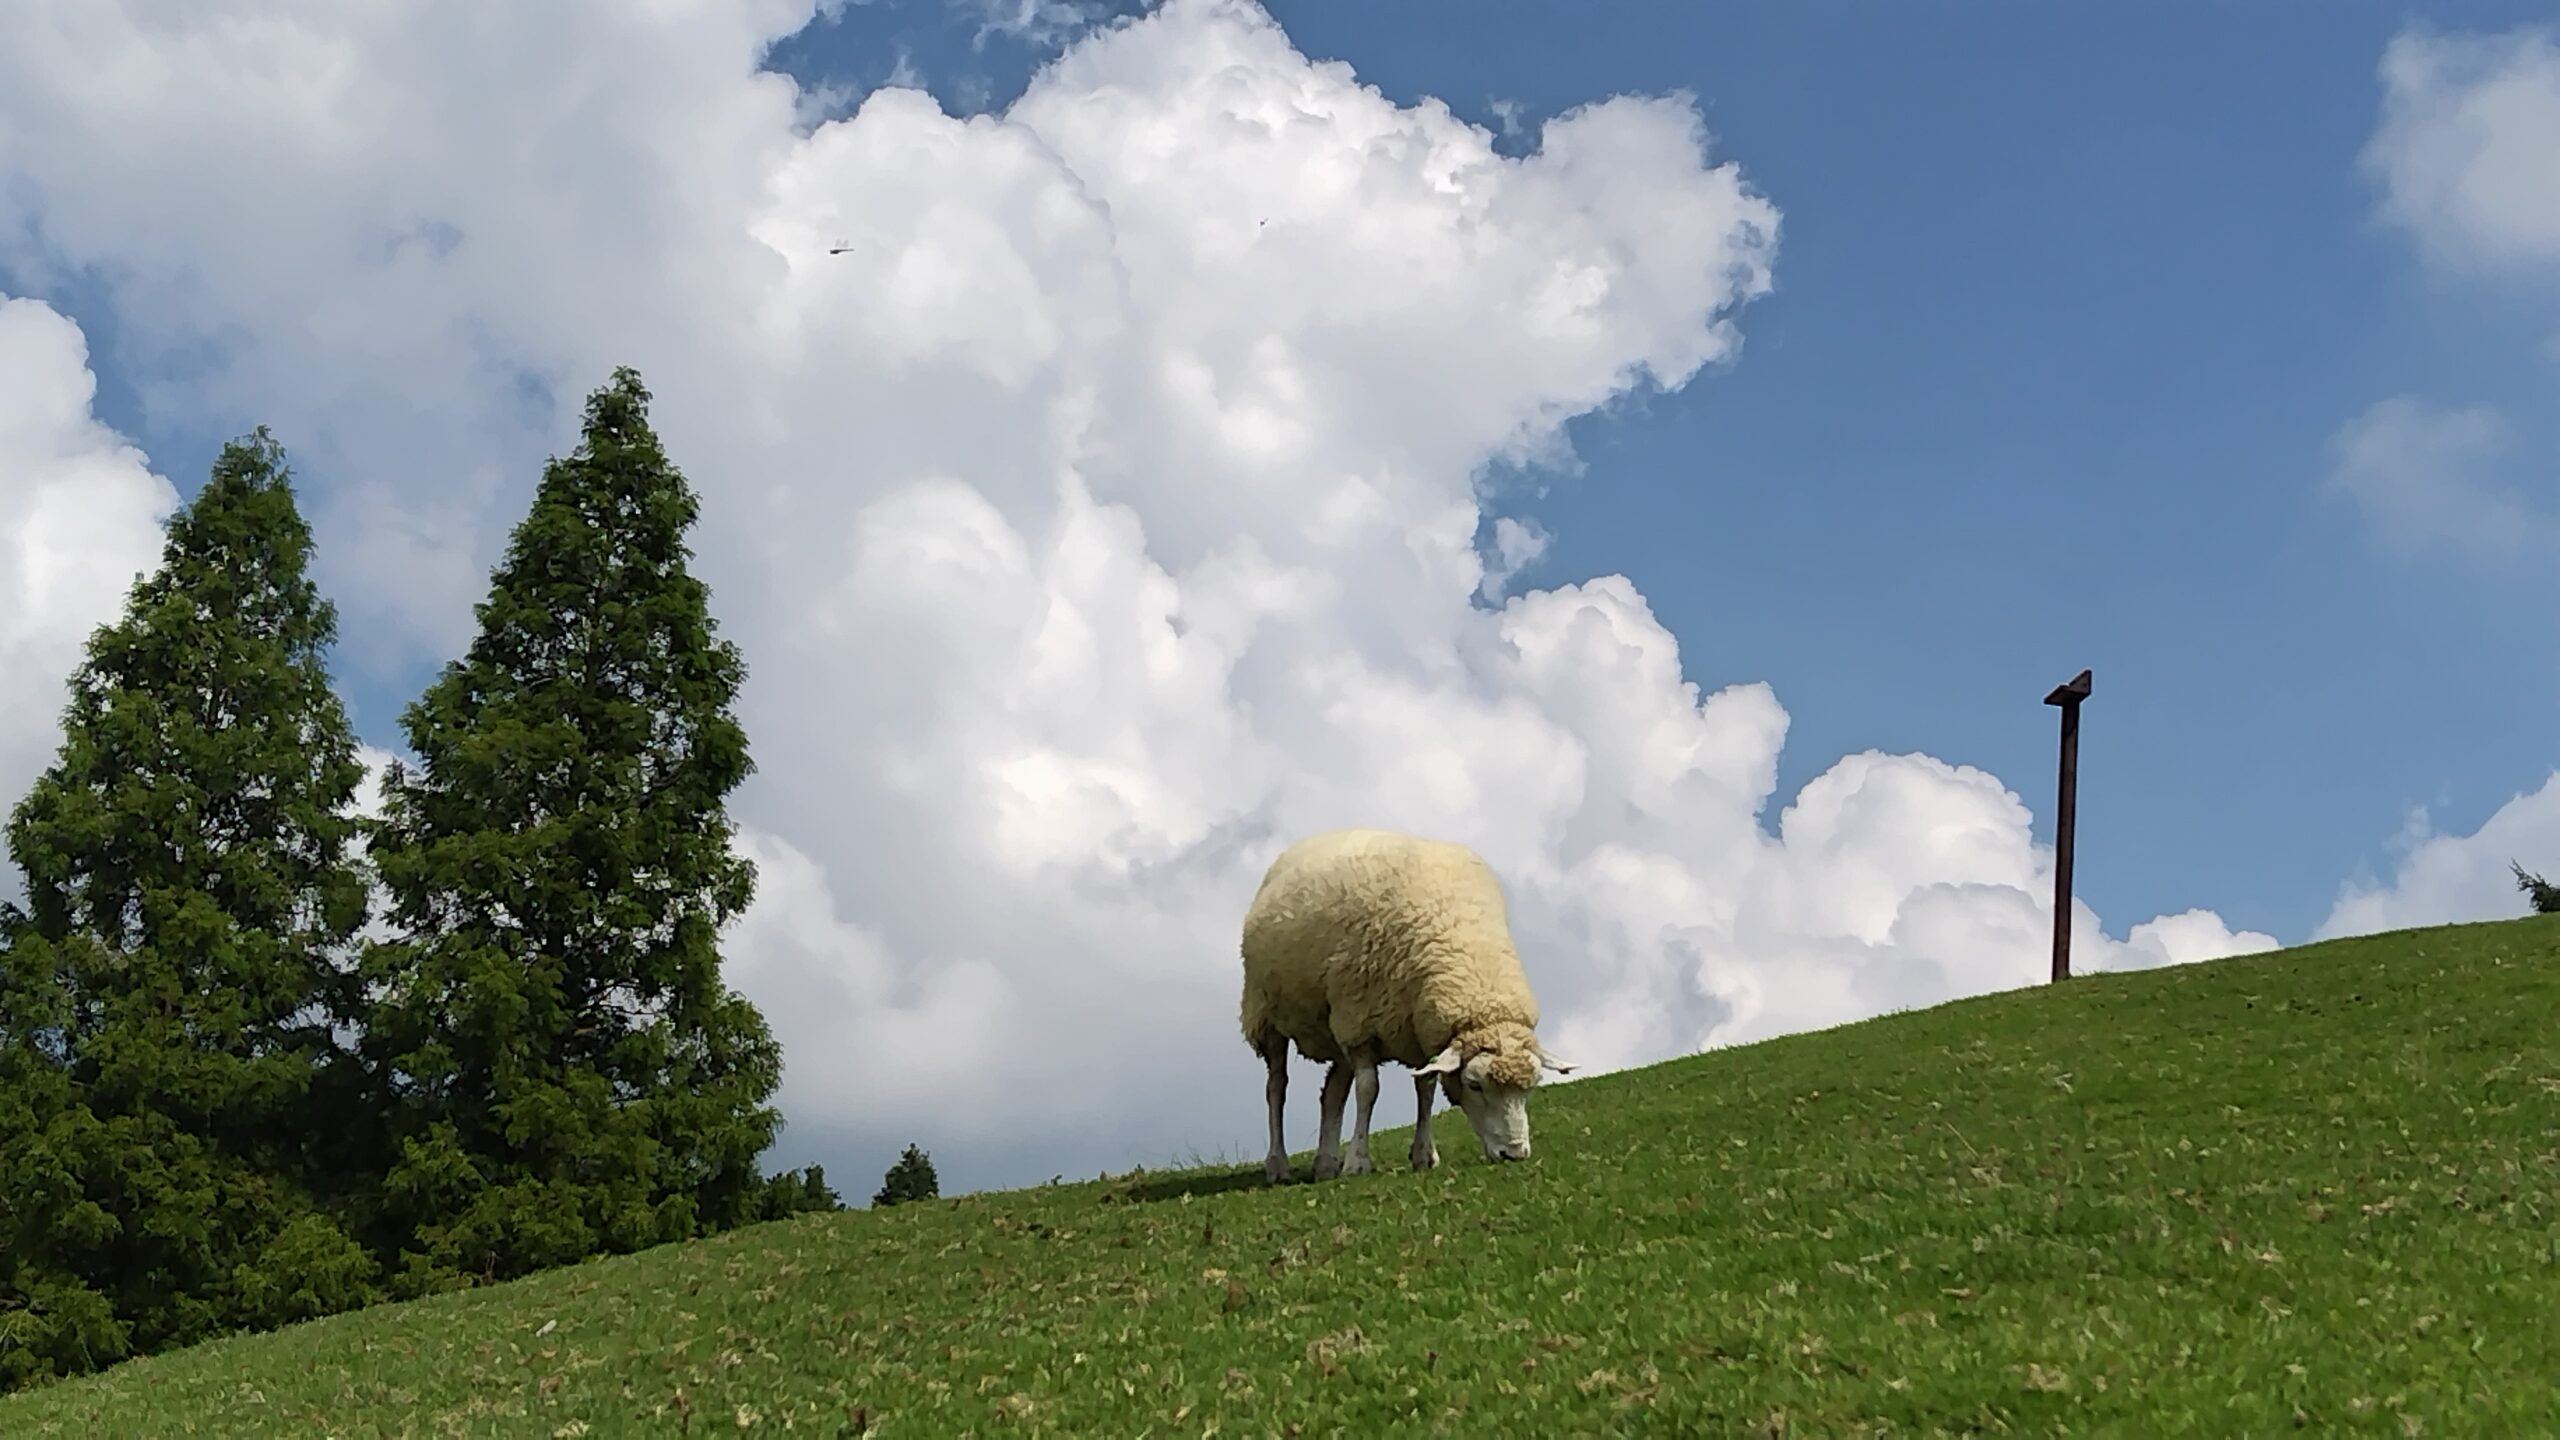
left=2347, top=22, right=2560, bottom=555
left=2338, top=25, right=2560, bottom=563
left=2363, top=25, right=2560, bottom=277
left=0, top=0, right=2274, bottom=1195
left=2317, top=776, right=2560, bottom=941
left=2327, top=395, right=2539, bottom=558
left=2323, top=24, right=2560, bottom=929
left=0, top=296, right=179, bottom=892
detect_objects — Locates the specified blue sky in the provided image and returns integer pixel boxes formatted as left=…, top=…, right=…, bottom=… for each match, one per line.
left=5, top=0, right=2557, bottom=1191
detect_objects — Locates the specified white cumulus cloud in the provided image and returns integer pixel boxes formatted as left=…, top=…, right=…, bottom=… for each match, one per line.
left=2317, top=776, right=2560, bottom=941
left=2325, top=23, right=2560, bottom=913
left=2327, top=395, right=2540, bottom=558
left=0, top=0, right=2275, bottom=1196
left=0, top=295, right=180, bottom=895
left=2335, top=27, right=2560, bottom=572
left=2363, top=24, right=2560, bottom=278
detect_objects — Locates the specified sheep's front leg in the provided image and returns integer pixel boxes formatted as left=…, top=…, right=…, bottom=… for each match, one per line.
left=1344, top=1054, right=1380, bottom=1176
left=1311, top=1062, right=1352, bottom=1180
left=1409, top=1073, right=1439, bottom=1171
left=1260, top=1036, right=1291, bottom=1185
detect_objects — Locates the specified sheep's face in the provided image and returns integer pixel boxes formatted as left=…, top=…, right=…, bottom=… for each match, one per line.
left=1419, top=1029, right=1573, bottom=1164
left=1444, top=1052, right=1534, bottom=1161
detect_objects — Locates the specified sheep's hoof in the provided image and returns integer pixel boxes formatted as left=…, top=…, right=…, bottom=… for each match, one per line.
left=1343, top=1151, right=1373, bottom=1177
left=1410, top=1149, right=1437, bottom=1172
left=1311, top=1153, right=1342, bottom=1181
left=1263, top=1155, right=1290, bottom=1185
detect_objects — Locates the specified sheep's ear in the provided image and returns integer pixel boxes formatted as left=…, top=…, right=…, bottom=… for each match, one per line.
left=1532, top=1042, right=1576, bottom=1075
left=1417, top=1044, right=1465, bottom=1076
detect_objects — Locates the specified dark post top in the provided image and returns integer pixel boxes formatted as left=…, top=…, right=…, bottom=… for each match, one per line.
left=2044, top=669, right=2093, bottom=706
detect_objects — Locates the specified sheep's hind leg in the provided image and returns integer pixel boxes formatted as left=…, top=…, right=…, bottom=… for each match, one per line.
left=1311, top=1062, right=1352, bottom=1180
left=1344, top=1051, right=1380, bottom=1176
left=1260, top=1035, right=1292, bottom=1184
left=1409, top=1073, right=1439, bottom=1171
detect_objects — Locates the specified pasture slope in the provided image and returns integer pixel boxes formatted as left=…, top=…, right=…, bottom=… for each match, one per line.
left=4, top=916, right=2555, bottom=1437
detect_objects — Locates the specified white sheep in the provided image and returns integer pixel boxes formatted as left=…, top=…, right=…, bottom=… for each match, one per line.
left=1238, top=826, right=1574, bottom=1182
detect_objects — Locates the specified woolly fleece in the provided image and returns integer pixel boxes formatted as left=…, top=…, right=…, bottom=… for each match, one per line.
left=1239, top=826, right=1548, bottom=1089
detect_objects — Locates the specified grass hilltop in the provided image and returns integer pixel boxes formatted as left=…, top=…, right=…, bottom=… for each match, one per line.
left=5, top=916, right=2554, bottom=1436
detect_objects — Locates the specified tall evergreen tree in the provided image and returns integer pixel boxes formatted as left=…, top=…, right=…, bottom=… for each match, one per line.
left=361, top=367, right=814, bottom=1290
left=0, top=429, right=379, bottom=1391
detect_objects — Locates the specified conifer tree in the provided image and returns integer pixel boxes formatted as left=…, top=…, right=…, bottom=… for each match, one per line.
left=873, top=1144, right=939, bottom=1208
left=360, top=367, right=817, bottom=1289
left=2512, top=861, right=2560, bottom=915
left=0, top=429, right=378, bottom=1390
left=752, top=1161, right=844, bottom=1220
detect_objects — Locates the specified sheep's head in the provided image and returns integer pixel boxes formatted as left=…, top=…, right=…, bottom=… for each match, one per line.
left=1417, top=1023, right=1575, bottom=1163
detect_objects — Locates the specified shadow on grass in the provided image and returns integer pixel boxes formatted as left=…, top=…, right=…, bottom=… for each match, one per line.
left=1102, top=1164, right=1297, bottom=1204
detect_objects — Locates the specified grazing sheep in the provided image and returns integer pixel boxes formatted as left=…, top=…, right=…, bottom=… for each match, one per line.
left=1239, top=826, right=1574, bottom=1183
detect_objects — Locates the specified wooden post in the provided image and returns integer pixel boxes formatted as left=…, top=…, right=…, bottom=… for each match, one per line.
left=2044, top=668, right=2092, bottom=983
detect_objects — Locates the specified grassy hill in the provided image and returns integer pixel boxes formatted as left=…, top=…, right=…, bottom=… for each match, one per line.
left=6, top=917, right=2556, bottom=1437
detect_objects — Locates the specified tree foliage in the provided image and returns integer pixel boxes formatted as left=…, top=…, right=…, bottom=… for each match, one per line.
left=874, top=1145, right=939, bottom=1208
left=0, top=373, right=840, bottom=1392
left=356, top=367, right=824, bottom=1289
left=2512, top=862, right=2560, bottom=916
left=752, top=1162, right=844, bottom=1221
left=0, top=430, right=377, bottom=1390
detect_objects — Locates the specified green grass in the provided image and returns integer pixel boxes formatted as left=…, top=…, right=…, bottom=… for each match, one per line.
left=7, top=917, right=2558, bottom=1436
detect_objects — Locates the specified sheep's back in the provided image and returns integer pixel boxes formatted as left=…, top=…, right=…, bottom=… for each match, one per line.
left=1239, top=827, right=1535, bottom=1065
